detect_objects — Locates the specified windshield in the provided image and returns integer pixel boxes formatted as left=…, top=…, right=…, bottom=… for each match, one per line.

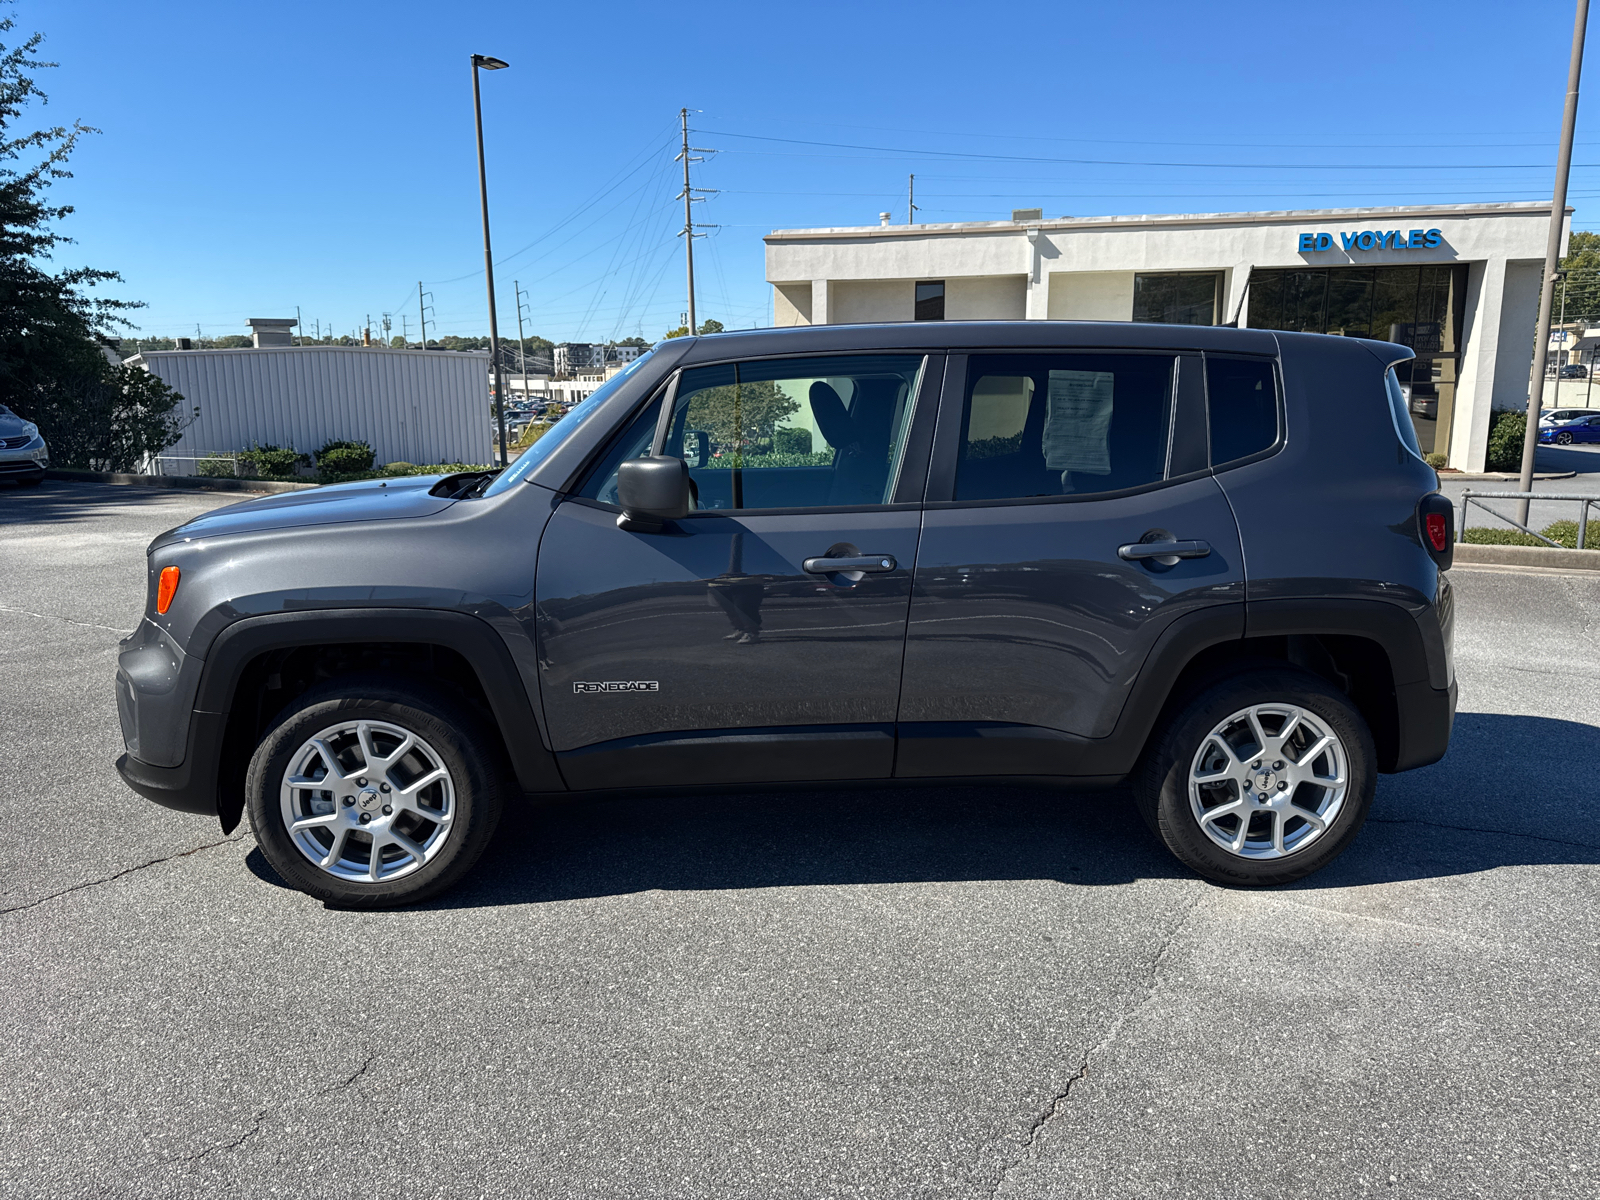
left=482, top=352, right=653, bottom=497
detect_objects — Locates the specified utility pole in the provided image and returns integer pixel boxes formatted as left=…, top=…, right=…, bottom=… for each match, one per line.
left=401, top=314, right=409, bottom=346
left=1519, top=0, right=1590, bottom=522
left=676, top=108, right=717, bottom=335
left=295, top=305, right=303, bottom=347
left=908, top=173, right=917, bottom=225
left=515, top=280, right=532, bottom=414
left=418, top=281, right=432, bottom=350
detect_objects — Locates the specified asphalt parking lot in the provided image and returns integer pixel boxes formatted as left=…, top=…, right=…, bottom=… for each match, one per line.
left=2, top=481, right=1597, bottom=1199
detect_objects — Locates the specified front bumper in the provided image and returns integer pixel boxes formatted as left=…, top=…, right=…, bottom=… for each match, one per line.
left=0, top=440, right=48, bottom=476
left=114, top=709, right=227, bottom=816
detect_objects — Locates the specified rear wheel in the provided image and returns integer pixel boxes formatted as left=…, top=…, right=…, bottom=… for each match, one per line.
left=246, top=678, right=506, bottom=907
left=1135, top=669, right=1375, bottom=886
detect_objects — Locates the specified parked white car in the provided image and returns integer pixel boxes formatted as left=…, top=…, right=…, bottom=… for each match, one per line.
left=0, top=404, right=48, bottom=487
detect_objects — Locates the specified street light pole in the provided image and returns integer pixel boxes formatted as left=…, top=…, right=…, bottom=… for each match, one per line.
left=472, top=53, right=511, bottom=467
left=1518, top=0, right=1589, bottom=523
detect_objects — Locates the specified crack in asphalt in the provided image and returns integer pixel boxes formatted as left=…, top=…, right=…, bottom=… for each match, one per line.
left=989, top=890, right=1208, bottom=1196
left=177, top=1109, right=267, bottom=1164
left=1368, top=816, right=1600, bottom=853
left=0, top=604, right=133, bottom=635
left=167, top=1055, right=380, bottom=1168
left=0, top=836, right=242, bottom=915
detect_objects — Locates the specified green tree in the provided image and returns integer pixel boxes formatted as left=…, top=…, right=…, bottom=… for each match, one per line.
left=0, top=4, right=141, bottom=394
left=0, top=3, right=182, bottom=462
left=663, top=318, right=724, bottom=339
left=1559, top=230, right=1600, bottom=324
left=685, top=378, right=798, bottom=462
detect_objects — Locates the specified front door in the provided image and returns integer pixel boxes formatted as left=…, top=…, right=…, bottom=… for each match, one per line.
left=897, top=350, right=1247, bottom=778
left=535, top=351, right=941, bottom=789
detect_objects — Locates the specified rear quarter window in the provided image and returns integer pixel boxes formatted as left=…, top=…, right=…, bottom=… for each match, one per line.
left=1205, top=356, right=1279, bottom=467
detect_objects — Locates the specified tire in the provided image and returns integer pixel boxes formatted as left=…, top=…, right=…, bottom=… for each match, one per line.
left=1134, top=668, right=1376, bottom=887
left=246, top=677, right=506, bottom=907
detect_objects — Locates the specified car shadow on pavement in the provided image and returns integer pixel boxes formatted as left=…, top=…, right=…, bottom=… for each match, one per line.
left=0, top=480, right=249, bottom=526
left=243, top=712, right=1600, bottom=908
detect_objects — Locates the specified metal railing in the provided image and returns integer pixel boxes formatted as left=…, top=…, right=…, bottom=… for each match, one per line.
left=148, top=453, right=243, bottom=478
left=1458, top=489, right=1600, bottom=549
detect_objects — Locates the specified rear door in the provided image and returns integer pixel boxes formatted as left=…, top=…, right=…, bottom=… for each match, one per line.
left=896, top=349, right=1247, bottom=778
left=535, top=352, right=942, bottom=789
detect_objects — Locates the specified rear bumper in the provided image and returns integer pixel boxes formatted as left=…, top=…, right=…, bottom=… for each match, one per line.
left=1391, top=677, right=1457, bottom=773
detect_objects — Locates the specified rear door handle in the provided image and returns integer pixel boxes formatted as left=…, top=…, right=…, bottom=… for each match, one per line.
left=1117, top=539, right=1212, bottom=561
left=803, top=554, right=897, bottom=573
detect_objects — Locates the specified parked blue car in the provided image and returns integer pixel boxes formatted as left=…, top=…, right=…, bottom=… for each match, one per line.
left=1540, top=414, right=1600, bottom=445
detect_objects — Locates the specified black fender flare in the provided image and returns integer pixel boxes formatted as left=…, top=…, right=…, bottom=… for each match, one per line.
left=198, top=608, right=566, bottom=830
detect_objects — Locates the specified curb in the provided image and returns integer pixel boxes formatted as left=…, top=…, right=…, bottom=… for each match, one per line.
left=44, top=469, right=318, bottom=494
left=1452, top=542, right=1600, bottom=571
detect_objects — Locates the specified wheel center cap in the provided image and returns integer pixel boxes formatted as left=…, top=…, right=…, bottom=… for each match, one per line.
left=356, top=789, right=383, bottom=814
left=1255, top=770, right=1278, bottom=791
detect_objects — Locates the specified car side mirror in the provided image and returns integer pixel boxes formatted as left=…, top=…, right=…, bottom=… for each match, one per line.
left=616, top=456, right=690, bottom=533
left=682, top=429, right=710, bottom=469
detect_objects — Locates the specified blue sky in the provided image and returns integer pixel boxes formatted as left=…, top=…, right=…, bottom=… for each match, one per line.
left=18, top=0, right=1600, bottom=344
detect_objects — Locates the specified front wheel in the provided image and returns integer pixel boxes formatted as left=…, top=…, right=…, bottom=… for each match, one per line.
left=246, top=678, right=506, bottom=907
left=1135, top=669, right=1376, bottom=887
left=1556, top=431, right=1574, bottom=445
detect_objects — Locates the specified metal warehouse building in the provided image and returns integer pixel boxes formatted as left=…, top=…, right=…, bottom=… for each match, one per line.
left=766, top=201, right=1566, bottom=471
left=128, top=345, right=494, bottom=467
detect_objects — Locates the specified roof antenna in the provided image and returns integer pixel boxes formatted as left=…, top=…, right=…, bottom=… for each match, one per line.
left=1222, top=265, right=1253, bottom=327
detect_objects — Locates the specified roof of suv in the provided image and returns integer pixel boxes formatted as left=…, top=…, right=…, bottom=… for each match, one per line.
left=672, top=321, right=1409, bottom=366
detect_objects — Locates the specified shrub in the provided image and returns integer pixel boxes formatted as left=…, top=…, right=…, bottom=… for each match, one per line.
left=1538, top=518, right=1600, bottom=548
left=195, top=453, right=236, bottom=477
left=1461, top=518, right=1600, bottom=548
left=315, top=439, right=375, bottom=474
left=513, top=422, right=555, bottom=450
left=239, top=443, right=308, bottom=478
left=382, top=461, right=416, bottom=475
left=1484, top=410, right=1527, bottom=473
left=1424, top=451, right=1448, bottom=469
left=772, top=426, right=813, bottom=455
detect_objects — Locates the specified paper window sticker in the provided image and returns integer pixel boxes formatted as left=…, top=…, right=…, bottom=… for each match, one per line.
left=1043, top=370, right=1114, bottom=474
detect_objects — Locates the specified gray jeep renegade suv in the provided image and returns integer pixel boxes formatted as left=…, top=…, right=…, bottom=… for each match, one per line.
left=115, top=322, right=1456, bottom=906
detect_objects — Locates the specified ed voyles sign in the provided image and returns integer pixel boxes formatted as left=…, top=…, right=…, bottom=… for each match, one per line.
left=1298, top=228, right=1444, bottom=252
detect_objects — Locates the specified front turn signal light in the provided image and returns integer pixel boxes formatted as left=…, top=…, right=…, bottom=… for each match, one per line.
left=156, top=566, right=181, bottom=614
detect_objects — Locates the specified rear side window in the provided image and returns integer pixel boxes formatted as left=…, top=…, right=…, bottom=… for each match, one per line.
left=1206, top=356, right=1279, bottom=466
left=954, top=353, right=1175, bottom=501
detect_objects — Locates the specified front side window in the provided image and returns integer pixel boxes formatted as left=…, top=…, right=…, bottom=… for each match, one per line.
left=586, top=354, right=926, bottom=511
left=953, top=353, right=1175, bottom=501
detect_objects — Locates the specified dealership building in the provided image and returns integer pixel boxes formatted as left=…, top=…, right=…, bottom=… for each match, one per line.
left=765, top=202, right=1567, bottom=470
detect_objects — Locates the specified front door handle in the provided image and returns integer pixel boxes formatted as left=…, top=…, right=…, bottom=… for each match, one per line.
left=803, top=554, right=897, bottom=574
left=1117, top=539, right=1212, bottom=562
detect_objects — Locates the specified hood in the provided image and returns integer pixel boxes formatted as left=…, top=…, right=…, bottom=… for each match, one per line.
left=149, top=474, right=456, bottom=553
left=0, top=410, right=39, bottom=439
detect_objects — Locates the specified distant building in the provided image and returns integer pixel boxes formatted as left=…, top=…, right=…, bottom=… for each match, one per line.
left=128, top=344, right=493, bottom=467
left=552, top=342, right=643, bottom=375
left=247, top=317, right=298, bottom=348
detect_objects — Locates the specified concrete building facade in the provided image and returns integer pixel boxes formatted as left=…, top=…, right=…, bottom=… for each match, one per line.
left=765, top=202, right=1567, bottom=470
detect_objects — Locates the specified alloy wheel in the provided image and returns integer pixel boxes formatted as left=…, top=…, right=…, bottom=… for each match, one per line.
left=1187, top=703, right=1348, bottom=860
left=278, top=719, right=456, bottom=883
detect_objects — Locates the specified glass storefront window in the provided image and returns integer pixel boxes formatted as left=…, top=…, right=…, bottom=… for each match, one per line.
left=1244, top=263, right=1467, bottom=456
left=1132, top=272, right=1221, bottom=325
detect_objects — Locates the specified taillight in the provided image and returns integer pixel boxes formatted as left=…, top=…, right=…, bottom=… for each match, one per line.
left=1425, top=512, right=1449, bottom=552
left=156, top=565, right=180, bottom=614
left=1416, top=494, right=1454, bottom=569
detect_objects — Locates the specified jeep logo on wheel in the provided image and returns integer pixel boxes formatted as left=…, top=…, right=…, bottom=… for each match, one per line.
left=573, top=680, right=660, bottom=694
